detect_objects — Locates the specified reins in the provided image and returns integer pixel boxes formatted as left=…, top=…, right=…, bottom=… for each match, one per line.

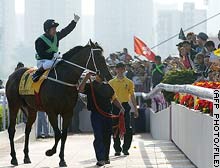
left=89, top=78, right=126, bottom=139
left=44, top=48, right=100, bottom=87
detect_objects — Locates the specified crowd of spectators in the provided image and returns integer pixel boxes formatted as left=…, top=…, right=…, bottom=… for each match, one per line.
left=177, top=31, right=220, bottom=81
left=106, top=30, right=220, bottom=94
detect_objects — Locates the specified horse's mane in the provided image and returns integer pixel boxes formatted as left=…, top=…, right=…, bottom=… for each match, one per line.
left=62, top=42, right=103, bottom=60
left=62, top=45, right=85, bottom=59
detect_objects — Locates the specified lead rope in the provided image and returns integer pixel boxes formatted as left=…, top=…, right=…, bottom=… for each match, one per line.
left=89, top=78, right=126, bottom=139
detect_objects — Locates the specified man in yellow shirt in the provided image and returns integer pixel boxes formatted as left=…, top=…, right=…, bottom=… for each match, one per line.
left=109, top=62, right=139, bottom=156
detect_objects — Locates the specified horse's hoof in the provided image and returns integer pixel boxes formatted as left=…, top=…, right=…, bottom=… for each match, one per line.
left=24, top=157, right=31, bottom=164
left=45, top=149, right=56, bottom=156
left=11, top=158, right=18, bottom=166
left=59, top=160, right=67, bottom=167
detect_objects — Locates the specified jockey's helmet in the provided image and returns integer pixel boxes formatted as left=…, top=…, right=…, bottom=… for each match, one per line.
left=43, top=19, right=59, bottom=33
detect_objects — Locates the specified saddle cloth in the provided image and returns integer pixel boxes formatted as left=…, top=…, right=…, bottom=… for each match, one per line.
left=19, top=68, right=49, bottom=95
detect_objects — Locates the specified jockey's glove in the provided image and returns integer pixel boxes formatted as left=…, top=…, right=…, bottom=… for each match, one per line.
left=74, top=13, right=80, bottom=22
left=53, top=52, right=61, bottom=59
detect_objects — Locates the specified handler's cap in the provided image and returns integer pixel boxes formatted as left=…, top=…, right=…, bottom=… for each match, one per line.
left=116, top=62, right=125, bottom=68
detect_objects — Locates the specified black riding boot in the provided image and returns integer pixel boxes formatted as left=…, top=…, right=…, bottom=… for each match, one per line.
left=32, top=67, right=45, bottom=82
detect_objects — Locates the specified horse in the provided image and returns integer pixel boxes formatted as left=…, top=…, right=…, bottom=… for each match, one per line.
left=6, top=40, right=112, bottom=167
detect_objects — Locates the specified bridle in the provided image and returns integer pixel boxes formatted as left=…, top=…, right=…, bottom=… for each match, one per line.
left=44, top=48, right=101, bottom=87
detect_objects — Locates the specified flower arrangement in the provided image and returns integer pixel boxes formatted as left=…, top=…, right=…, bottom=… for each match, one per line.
left=162, top=70, right=197, bottom=104
left=174, top=81, right=219, bottom=115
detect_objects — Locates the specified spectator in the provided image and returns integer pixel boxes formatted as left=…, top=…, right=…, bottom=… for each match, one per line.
left=179, top=47, right=191, bottom=69
left=37, top=112, right=49, bottom=138
left=218, top=30, right=220, bottom=41
left=107, top=53, right=120, bottom=66
left=151, top=56, right=165, bottom=88
left=203, top=55, right=212, bottom=79
left=143, top=61, right=151, bottom=92
left=176, top=42, right=183, bottom=54
left=182, top=40, right=197, bottom=64
left=204, top=40, right=216, bottom=53
left=121, top=48, right=133, bottom=63
left=69, top=97, right=85, bottom=133
left=186, top=32, right=198, bottom=50
left=196, top=32, right=208, bottom=53
left=194, top=53, right=206, bottom=74
left=15, top=62, right=24, bottom=71
left=0, top=80, right=4, bottom=89
left=125, top=64, right=135, bottom=80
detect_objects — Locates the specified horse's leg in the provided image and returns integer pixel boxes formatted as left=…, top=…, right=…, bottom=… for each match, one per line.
left=59, top=113, right=73, bottom=167
left=8, top=103, right=19, bottom=166
left=23, top=107, right=37, bottom=164
left=45, top=113, right=61, bottom=157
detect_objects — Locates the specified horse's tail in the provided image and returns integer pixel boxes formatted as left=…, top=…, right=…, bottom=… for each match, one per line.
left=6, top=68, right=28, bottom=129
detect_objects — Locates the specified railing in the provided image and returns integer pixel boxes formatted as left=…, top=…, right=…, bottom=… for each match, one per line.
left=136, top=83, right=213, bottom=102
left=0, top=88, right=25, bottom=131
left=0, top=88, right=8, bottom=131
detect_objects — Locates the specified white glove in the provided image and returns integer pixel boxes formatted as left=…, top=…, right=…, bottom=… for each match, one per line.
left=74, top=13, right=80, bottom=23
left=53, top=52, right=61, bottom=59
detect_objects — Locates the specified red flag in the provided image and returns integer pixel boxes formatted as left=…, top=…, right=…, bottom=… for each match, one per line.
left=134, top=36, right=155, bottom=61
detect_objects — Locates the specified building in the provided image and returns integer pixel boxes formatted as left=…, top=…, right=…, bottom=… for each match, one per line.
left=207, top=0, right=220, bottom=36
left=182, top=3, right=207, bottom=34
left=94, top=0, right=154, bottom=57
left=155, top=2, right=207, bottom=58
left=0, top=0, right=5, bottom=62
left=0, top=0, right=16, bottom=79
left=156, top=8, right=181, bottom=57
left=24, top=0, right=82, bottom=54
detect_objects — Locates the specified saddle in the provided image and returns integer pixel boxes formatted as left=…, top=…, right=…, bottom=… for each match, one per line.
left=19, top=68, right=49, bottom=95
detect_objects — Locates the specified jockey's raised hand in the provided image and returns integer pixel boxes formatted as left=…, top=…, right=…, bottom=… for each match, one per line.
left=74, top=14, right=80, bottom=23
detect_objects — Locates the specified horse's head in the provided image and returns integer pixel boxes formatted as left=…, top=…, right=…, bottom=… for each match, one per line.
left=86, top=40, right=113, bottom=81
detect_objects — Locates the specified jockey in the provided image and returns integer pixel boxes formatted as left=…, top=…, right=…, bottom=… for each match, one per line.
left=32, top=14, right=80, bottom=82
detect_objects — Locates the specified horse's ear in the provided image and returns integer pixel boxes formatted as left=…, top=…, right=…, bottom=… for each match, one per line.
left=89, top=39, right=95, bottom=48
left=86, top=40, right=90, bottom=46
left=95, top=42, right=98, bottom=46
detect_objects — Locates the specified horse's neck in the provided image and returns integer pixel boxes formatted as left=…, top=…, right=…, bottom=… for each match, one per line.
left=54, top=53, right=89, bottom=84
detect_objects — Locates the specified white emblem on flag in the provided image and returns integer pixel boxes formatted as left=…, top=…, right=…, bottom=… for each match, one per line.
left=142, top=46, right=151, bottom=55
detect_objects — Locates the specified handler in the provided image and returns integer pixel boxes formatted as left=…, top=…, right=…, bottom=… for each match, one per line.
left=79, top=71, right=125, bottom=167
left=32, top=13, right=80, bottom=82
left=109, top=62, right=139, bottom=156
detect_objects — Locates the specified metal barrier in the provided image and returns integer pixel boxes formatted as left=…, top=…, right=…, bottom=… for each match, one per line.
left=0, top=88, right=25, bottom=131
left=137, top=83, right=213, bottom=102
left=0, top=88, right=8, bottom=131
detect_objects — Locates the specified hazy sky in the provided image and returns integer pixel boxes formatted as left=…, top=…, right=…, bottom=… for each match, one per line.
left=15, top=0, right=206, bottom=15
left=15, top=0, right=25, bottom=14
left=155, top=0, right=206, bottom=9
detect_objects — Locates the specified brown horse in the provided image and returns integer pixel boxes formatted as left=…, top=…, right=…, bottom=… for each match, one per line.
left=6, top=41, right=112, bottom=167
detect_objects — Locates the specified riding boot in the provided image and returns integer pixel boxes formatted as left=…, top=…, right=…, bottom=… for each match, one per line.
left=32, top=67, right=45, bottom=82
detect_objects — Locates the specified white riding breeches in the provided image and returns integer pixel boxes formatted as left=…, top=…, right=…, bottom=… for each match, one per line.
left=37, top=58, right=61, bottom=69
